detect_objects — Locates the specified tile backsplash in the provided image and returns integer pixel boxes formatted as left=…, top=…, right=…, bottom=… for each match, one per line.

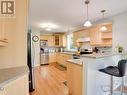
left=80, top=43, right=112, bottom=53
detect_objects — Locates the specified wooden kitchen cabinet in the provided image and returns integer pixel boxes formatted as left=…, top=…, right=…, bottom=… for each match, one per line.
left=56, top=53, right=72, bottom=67
left=90, top=24, right=112, bottom=46
left=63, top=34, right=67, bottom=47
left=73, top=31, right=79, bottom=46
left=90, top=26, right=102, bottom=45
left=40, top=33, right=66, bottom=47
left=49, top=53, right=56, bottom=63
left=1, top=74, right=29, bottom=95
left=40, top=35, right=54, bottom=46
left=73, top=29, right=90, bottom=46
left=67, top=62, right=83, bottom=95
left=101, top=24, right=112, bottom=46
left=53, top=34, right=66, bottom=47
left=0, top=19, right=9, bottom=46
left=73, top=24, right=112, bottom=47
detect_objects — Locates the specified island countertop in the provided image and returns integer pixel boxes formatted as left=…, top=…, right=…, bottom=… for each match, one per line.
left=0, top=66, right=29, bottom=88
left=81, top=52, right=127, bottom=58
left=60, top=51, right=76, bottom=55
left=67, top=59, right=83, bottom=66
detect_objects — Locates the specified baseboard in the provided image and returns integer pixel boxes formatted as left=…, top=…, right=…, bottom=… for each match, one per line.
left=34, top=64, right=40, bottom=67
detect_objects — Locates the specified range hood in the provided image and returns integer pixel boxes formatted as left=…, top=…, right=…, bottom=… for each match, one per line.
left=77, top=37, right=90, bottom=43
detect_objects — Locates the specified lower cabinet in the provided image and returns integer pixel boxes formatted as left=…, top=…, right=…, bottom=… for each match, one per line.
left=56, top=53, right=72, bottom=67
left=49, top=53, right=56, bottom=63
left=0, top=74, right=29, bottom=95
left=67, top=62, right=83, bottom=95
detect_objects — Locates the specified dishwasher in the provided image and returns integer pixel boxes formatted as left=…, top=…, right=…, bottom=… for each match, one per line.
left=40, top=48, right=49, bottom=65
left=40, top=52, right=49, bottom=65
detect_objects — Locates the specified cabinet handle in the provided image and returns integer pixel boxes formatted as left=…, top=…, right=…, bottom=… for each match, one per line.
left=0, top=87, right=4, bottom=91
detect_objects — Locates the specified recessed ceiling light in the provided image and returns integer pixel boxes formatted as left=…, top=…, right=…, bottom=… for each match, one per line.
left=40, top=23, right=58, bottom=28
left=46, top=28, right=52, bottom=31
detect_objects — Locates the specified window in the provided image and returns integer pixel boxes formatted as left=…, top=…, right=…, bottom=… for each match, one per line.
left=67, top=33, right=76, bottom=51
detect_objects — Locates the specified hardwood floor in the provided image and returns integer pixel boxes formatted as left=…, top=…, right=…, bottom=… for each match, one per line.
left=30, top=65, right=68, bottom=95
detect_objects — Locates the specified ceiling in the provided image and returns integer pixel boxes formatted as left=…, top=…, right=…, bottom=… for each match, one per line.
left=29, top=0, right=127, bottom=33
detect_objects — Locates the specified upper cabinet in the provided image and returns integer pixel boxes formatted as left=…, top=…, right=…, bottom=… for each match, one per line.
left=73, top=24, right=112, bottom=47
left=90, top=24, right=112, bottom=46
left=40, top=33, right=66, bottom=47
left=73, top=29, right=90, bottom=46
left=100, top=24, right=112, bottom=46
left=89, top=26, right=101, bottom=45
left=53, top=34, right=66, bottom=47
left=0, top=19, right=8, bottom=46
left=40, top=35, right=54, bottom=46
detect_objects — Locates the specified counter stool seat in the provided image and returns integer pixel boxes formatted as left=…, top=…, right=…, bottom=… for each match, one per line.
left=99, top=60, right=127, bottom=95
left=99, top=66, right=121, bottom=77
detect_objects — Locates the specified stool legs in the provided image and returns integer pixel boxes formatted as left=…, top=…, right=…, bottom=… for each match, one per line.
left=110, top=76, right=113, bottom=95
left=121, top=77, right=124, bottom=95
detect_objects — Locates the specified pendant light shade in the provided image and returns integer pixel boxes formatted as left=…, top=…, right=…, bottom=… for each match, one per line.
left=84, top=20, right=92, bottom=27
left=84, top=0, right=92, bottom=27
left=100, top=10, right=107, bottom=32
left=100, top=26, right=107, bottom=31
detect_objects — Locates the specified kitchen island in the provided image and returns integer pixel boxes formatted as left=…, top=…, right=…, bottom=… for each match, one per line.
left=67, top=59, right=83, bottom=95
left=80, top=53, right=127, bottom=95
left=67, top=53, right=127, bottom=95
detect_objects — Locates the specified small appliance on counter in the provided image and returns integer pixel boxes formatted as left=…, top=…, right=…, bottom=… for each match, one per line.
left=40, top=40, right=48, bottom=47
left=80, top=49, right=93, bottom=55
left=72, top=49, right=93, bottom=59
left=73, top=54, right=80, bottom=59
left=93, top=47, right=99, bottom=53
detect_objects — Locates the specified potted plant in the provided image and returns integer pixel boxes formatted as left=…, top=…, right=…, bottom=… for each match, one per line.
left=116, top=45, right=123, bottom=53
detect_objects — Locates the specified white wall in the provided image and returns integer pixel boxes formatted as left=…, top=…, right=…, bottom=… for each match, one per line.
left=31, top=29, right=40, bottom=67
left=112, top=12, right=127, bottom=52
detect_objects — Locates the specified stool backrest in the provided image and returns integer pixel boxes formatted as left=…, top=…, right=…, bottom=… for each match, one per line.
left=118, top=60, right=127, bottom=77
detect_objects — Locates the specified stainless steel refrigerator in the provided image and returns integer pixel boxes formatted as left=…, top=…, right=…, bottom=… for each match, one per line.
left=27, top=31, right=35, bottom=92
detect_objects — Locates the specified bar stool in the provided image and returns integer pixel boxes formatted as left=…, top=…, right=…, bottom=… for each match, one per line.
left=99, top=60, right=127, bottom=95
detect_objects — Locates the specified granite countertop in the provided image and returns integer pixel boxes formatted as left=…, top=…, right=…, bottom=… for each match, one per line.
left=0, top=66, right=29, bottom=88
left=81, top=52, right=127, bottom=58
left=60, top=52, right=76, bottom=55
left=67, top=59, right=83, bottom=66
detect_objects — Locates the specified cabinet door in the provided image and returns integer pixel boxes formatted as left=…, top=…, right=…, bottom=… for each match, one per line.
left=49, top=53, right=56, bottom=63
left=0, top=19, right=7, bottom=40
left=54, top=35, right=60, bottom=46
left=3, top=74, right=29, bottom=95
left=67, top=63, right=82, bottom=95
left=62, top=34, right=67, bottom=47
left=54, top=34, right=64, bottom=47
left=73, top=32, right=79, bottom=46
left=90, top=26, right=102, bottom=45
left=40, top=35, right=54, bottom=46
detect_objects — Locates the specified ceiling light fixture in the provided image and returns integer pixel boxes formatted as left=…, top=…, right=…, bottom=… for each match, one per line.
left=40, top=23, right=58, bottom=31
left=100, top=10, right=107, bottom=32
left=41, top=23, right=58, bottom=29
left=84, top=0, right=92, bottom=27
left=46, top=28, right=52, bottom=31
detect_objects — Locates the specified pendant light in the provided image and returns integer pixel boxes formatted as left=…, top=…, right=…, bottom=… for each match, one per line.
left=100, top=10, right=107, bottom=32
left=84, top=0, right=92, bottom=27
